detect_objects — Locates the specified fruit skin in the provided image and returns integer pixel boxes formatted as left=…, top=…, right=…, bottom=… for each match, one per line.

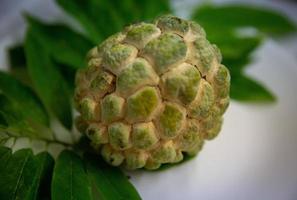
left=74, top=15, right=230, bottom=170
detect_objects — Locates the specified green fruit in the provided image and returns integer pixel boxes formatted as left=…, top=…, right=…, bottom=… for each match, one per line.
left=74, top=15, right=230, bottom=170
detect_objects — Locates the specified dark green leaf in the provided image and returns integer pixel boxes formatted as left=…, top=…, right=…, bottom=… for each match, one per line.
left=0, top=149, right=34, bottom=199
left=0, top=146, right=12, bottom=171
left=191, top=4, right=286, bottom=103
left=0, top=132, right=9, bottom=145
left=25, top=29, right=73, bottom=129
left=192, top=4, right=296, bottom=35
left=85, top=153, right=141, bottom=200
left=208, top=33, right=262, bottom=61
left=26, top=16, right=93, bottom=69
left=0, top=146, right=11, bottom=157
left=0, top=112, right=8, bottom=128
left=51, top=150, right=92, bottom=200
left=113, top=0, right=171, bottom=22
left=8, top=45, right=26, bottom=69
left=0, top=149, right=50, bottom=200
left=223, top=56, right=276, bottom=102
left=56, top=0, right=104, bottom=43
left=0, top=94, right=53, bottom=139
left=223, top=56, right=251, bottom=74
left=0, top=94, right=31, bottom=135
left=138, top=0, right=171, bottom=20
left=56, top=0, right=171, bottom=43
left=53, top=61, right=76, bottom=94
left=0, top=94, right=18, bottom=118
left=30, top=152, right=54, bottom=200
left=7, top=44, right=32, bottom=85
left=0, top=71, right=49, bottom=126
left=231, top=75, right=276, bottom=102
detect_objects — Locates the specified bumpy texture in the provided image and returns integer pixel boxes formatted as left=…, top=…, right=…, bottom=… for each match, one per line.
left=74, top=15, right=230, bottom=170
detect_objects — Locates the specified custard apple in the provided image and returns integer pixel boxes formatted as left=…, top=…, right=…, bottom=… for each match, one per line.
left=74, top=15, right=230, bottom=170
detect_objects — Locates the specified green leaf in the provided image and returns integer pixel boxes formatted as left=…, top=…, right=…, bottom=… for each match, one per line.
left=0, top=132, right=9, bottom=145
left=30, top=152, right=54, bottom=200
left=51, top=150, right=92, bottom=200
left=223, top=56, right=251, bottom=74
left=7, top=44, right=32, bottom=86
left=209, top=33, right=262, bottom=61
left=113, top=0, right=171, bottom=22
left=54, top=62, right=76, bottom=93
left=56, top=0, right=171, bottom=43
left=223, top=56, right=276, bottom=103
left=192, top=4, right=296, bottom=36
left=0, top=146, right=12, bottom=171
left=0, top=146, right=11, bottom=158
left=231, top=75, right=276, bottom=102
left=56, top=0, right=104, bottom=43
left=0, top=149, right=53, bottom=200
left=25, top=29, right=73, bottom=129
left=26, top=16, right=93, bottom=69
left=138, top=0, right=171, bottom=20
left=0, top=94, right=32, bottom=136
left=0, top=94, right=53, bottom=140
left=191, top=4, right=281, bottom=103
left=8, top=45, right=26, bottom=69
left=85, top=153, right=141, bottom=200
left=0, top=71, right=49, bottom=126
left=0, top=112, right=8, bottom=128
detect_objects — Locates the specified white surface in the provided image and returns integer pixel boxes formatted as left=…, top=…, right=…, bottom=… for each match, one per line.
left=0, top=1, right=297, bottom=200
